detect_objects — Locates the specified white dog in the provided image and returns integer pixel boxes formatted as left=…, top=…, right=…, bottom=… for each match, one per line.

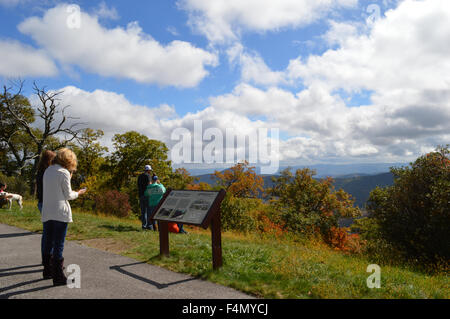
left=2, top=192, right=23, bottom=209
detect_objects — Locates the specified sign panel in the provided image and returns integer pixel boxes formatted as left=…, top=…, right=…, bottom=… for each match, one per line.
left=151, top=190, right=222, bottom=226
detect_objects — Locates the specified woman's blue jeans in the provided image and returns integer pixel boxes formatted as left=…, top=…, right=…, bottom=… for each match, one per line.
left=41, top=220, right=68, bottom=261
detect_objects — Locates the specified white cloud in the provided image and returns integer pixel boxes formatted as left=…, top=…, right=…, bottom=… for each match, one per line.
left=203, top=77, right=449, bottom=162
left=287, top=0, right=450, bottom=92
left=167, top=26, right=180, bottom=36
left=43, top=78, right=449, bottom=166
left=179, top=0, right=358, bottom=43
left=0, top=39, right=58, bottom=77
left=39, top=86, right=176, bottom=151
left=226, top=43, right=286, bottom=87
left=322, top=20, right=359, bottom=47
left=93, top=2, right=120, bottom=21
left=18, top=4, right=218, bottom=87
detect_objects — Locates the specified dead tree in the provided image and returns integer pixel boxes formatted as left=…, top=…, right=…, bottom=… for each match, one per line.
left=1, top=80, right=85, bottom=193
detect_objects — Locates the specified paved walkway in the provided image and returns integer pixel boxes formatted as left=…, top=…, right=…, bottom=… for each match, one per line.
left=0, top=223, right=253, bottom=299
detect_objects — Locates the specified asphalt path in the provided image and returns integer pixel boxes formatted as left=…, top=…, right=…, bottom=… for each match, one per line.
left=0, top=223, right=253, bottom=299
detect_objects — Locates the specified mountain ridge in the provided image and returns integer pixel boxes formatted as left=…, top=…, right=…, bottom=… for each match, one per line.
left=194, top=171, right=395, bottom=208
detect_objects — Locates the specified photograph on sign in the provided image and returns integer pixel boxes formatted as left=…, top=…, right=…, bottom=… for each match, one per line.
left=153, top=190, right=220, bottom=225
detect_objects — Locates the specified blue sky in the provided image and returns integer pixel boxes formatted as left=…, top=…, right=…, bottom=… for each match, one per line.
left=0, top=0, right=449, bottom=168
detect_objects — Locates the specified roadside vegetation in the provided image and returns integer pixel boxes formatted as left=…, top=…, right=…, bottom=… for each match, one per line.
left=0, top=201, right=448, bottom=299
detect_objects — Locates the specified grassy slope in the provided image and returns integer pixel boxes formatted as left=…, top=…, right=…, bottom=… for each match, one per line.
left=0, top=201, right=448, bottom=299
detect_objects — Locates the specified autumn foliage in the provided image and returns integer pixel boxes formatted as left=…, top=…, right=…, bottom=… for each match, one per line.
left=214, top=161, right=264, bottom=198
left=268, top=168, right=361, bottom=242
left=95, top=190, right=131, bottom=218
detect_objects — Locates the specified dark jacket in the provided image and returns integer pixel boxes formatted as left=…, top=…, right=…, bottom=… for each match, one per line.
left=137, top=173, right=151, bottom=198
left=36, top=170, right=45, bottom=203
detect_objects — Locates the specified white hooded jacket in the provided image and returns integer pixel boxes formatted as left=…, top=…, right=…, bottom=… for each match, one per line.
left=42, top=164, right=78, bottom=223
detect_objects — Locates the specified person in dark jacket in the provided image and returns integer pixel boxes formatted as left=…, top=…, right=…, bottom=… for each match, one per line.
left=137, top=165, right=152, bottom=230
left=35, top=150, right=56, bottom=274
left=36, top=150, right=56, bottom=214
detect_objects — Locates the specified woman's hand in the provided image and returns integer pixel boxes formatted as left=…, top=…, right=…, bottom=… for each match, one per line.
left=78, top=188, right=87, bottom=196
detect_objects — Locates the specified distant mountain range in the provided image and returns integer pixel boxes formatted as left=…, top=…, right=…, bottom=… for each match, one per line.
left=185, top=162, right=406, bottom=178
left=194, top=171, right=396, bottom=209
left=332, top=172, right=394, bottom=208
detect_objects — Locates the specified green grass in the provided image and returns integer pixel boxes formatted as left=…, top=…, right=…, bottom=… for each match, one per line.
left=0, top=200, right=448, bottom=299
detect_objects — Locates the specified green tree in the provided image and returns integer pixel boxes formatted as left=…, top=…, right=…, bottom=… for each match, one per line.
left=109, top=131, right=172, bottom=214
left=110, top=131, right=171, bottom=188
left=0, top=91, right=36, bottom=177
left=167, top=167, right=198, bottom=190
left=268, top=168, right=360, bottom=239
left=367, top=146, right=450, bottom=263
left=72, top=128, right=108, bottom=188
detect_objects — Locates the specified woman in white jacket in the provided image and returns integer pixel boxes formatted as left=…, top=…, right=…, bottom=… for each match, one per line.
left=41, top=148, right=86, bottom=286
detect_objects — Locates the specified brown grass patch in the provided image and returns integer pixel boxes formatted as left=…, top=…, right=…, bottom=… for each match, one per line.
left=80, top=238, right=134, bottom=254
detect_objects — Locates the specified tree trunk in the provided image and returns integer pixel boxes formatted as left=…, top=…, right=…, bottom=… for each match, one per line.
left=29, top=144, right=43, bottom=196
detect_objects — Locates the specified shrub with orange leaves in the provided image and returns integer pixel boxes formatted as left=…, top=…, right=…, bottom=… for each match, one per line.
left=186, top=182, right=213, bottom=191
left=325, top=227, right=363, bottom=253
left=254, top=213, right=286, bottom=238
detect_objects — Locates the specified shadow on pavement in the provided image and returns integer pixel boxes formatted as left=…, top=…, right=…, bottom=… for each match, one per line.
left=110, top=261, right=197, bottom=289
left=0, top=269, right=43, bottom=277
left=0, top=264, right=42, bottom=273
left=0, top=280, right=54, bottom=299
left=0, top=278, right=46, bottom=294
left=0, top=232, right=37, bottom=239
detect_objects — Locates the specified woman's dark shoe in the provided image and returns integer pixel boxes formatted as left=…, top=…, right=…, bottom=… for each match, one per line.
left=52, top=257, right=67, bottom=286
left=42, top=254, right=53, bottom=279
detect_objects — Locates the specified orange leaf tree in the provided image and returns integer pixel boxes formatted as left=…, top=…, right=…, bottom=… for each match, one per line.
left=214, top=161, right=264, bottom=198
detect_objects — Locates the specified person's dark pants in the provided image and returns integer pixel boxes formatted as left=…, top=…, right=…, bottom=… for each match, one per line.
left=140, top=196, right=150, bottom=229
left=39, top=202, right=53, bottom=260
left=41, top=220, right=68, bottom=261
left=148, top=206, right=158, bottom=231
left=177, top=223, right=186, bottom=233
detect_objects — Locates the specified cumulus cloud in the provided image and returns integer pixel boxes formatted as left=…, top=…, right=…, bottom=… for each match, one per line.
left=322, top=20, right=359, bottom=47
left=287, top=0, right=450, bottom=92
left=41, top=85, right=278, bottom=166
left=198, top=0, right=450, bottom=162
left=227, top=43, right=287, bottom=87
left=93, top=2, right=120, bottom=21
left=179, top=0, right=358, bottom=43
left=18, top=4, right=218, bottom=87
left=0, top=39, right=58, bottom=77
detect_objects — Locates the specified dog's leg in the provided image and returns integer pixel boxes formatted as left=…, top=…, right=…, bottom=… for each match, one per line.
left=18, top=196, right=23, bottom=209
left=8, top=199, right=12, bottom=210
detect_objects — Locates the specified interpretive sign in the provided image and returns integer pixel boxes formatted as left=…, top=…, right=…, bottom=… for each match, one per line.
left=149, top=189, right=226, bottom=269
left=152, top=190, right=223, bottom=227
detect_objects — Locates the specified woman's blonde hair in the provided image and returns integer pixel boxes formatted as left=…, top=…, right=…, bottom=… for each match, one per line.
left=54, top=148, right=77, bottom=172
